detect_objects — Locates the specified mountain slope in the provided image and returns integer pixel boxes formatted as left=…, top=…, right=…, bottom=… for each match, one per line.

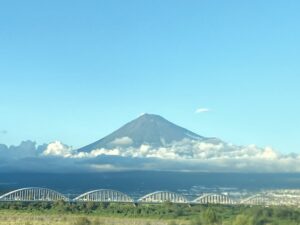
left=78, top=113, right=210, bottom=152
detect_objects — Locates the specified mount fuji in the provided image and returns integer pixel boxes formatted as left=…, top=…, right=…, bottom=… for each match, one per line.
left=78, top=113, right=219, bottom=152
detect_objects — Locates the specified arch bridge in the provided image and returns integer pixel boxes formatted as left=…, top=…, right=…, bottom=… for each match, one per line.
left=2, top=188, right=299, bottom=206
left=240, top=193, right=300, bottom=206
left=240, top=194, right=269, bottom=205
left=74, top=189, right=134, bottom=203
left=0, top=187, right=68, bottom=202
left=193, top=193, right=235, bottom=205
left=138, top=191, right=188, bottom=204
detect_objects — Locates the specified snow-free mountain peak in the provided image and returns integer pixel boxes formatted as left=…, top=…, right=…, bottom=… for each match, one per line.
left=78, top=113, right=213, bottom=152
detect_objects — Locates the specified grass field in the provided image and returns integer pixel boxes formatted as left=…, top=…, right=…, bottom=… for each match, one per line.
left=1, top=202, right=300, bottom=225
left=0, top=211, right=184, bottom=225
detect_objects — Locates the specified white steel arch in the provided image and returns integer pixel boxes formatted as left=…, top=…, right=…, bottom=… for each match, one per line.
left=193, top=193, right=235, bottom=205
left=74, top=189, right=134, bottom=203
left=0, top=187, right=68, bottom=202
left=240, top=194, right=268, bottom=205
left=138, top=191, right=188, bottom=203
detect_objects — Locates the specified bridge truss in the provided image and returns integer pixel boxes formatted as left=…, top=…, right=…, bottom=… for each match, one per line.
left=74, top=189, right=134, bottom=203
left=1, top=187, right=299, bottom=206
left=138, top=191, right=188, bottom=204
left=0, top=187, right=68, bottom=202
left=193, top=193, right=235, bottom=205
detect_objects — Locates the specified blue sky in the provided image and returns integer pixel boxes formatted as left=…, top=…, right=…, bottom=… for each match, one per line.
left=0, top=0, right=299, bottom=153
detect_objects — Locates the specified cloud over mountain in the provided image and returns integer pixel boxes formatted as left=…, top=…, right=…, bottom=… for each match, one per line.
left=36, top=138, right=300, bottom=172
left=1, top=139, right=300, bottom=173
left=1, top=114, right=299, bottom=172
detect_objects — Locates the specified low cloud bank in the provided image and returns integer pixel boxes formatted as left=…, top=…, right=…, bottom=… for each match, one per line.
left=0, top=139, right=299, bottom=172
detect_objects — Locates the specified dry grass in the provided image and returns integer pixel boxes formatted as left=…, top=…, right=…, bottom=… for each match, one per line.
left=0, top=211, right=186, bottom=225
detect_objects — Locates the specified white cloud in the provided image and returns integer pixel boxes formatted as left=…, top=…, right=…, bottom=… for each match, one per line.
left=50, top=138, right=300, bottom=172
left=2, top=138, right=300, bottom=172
left=195, top=108, right=210, bottom=113
left=0, top=140, right=39, bottom=159
left=110, top=137, right=133, bottom=146
left=74, top=148, right=121, bottom=158
left=54, top=138, right=281, bottom=162
left=89, top=164, right=132, bottom=172
left=42, top=141, right=73, bottom=158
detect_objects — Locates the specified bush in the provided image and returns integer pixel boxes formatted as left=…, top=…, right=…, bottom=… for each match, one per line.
left=202, top=207, right=219, bottom=224
left=232, top=215, right=253, bottom=225
left=189, top=217, right=203, bottom=225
